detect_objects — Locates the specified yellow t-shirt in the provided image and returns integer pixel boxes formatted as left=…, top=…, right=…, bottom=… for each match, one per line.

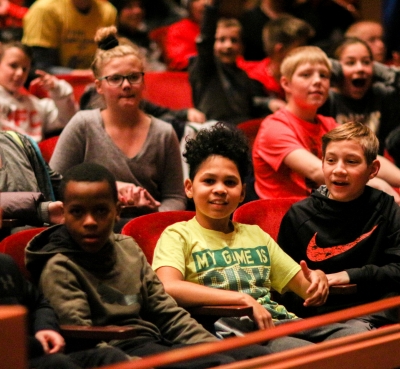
left=22, top=0, right=116, bottom=69
left=153, top=217, right=301, bottom=320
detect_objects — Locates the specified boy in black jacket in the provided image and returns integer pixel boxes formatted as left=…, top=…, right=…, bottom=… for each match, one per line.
left=278, top=121, right=400, bottom=329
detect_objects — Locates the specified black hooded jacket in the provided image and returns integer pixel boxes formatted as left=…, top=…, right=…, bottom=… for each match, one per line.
left=278, top=186, right=400, bottom=311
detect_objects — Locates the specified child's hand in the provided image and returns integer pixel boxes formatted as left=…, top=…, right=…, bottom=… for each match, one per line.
left=32, top=69, right=58, bottom=92
left=301, top=260, right=328, bottom=307
left=326, top=271, right=350, bottom=286
left=187, top=108, right=206, bottom=123
left=35, top=330, right=65, bottom=354
left=241, top=293, right=274, bottom=330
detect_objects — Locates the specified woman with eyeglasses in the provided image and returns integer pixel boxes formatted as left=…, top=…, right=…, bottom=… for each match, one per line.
left=50, top=26, right=186, bottom=224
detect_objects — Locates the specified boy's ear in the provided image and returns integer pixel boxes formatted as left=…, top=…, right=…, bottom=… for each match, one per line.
left=273, top=43, right=285, bottom=59
left=280, top=75, right=290, bottom=94
left=115, top=201, right=122, bottom=220
left=184, top=178, right=193, bottom=198
left=369, top=159, right=380, bottom=179
left=239, top=183, right=246, bottom=204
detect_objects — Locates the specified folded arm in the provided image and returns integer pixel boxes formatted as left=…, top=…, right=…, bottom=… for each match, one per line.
left=156, top=266, right=274, bottom=329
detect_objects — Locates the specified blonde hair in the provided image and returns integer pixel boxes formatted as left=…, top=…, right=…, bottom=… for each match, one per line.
left=91, top=26, right=144, bottom=78
left=322, top=122, right=379, bottom=165
left=280, top=46, right=331, bottom=80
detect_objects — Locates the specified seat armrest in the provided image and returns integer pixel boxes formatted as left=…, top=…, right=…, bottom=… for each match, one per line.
left=187, top=305, right=252, bottom=317
left=329, top=284, right=357, bottom=295
left=60, top=325, right=136, bottom=340
left=2, top=219, right=23, bottom=228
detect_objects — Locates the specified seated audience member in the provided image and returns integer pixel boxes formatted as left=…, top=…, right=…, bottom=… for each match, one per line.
left=0, top=253, right=129, bottom=369
left=239, top=0, right=289, bottom=61
left=278, top=122, right=400, bottom=330
left=345, top=20, right=386, bottom=64
left=25, top=162, right=272, bottom=366
left=153, top=123, right=367, bottom=352
left=162, top=0, right=207, bottom=71
left=238, top=15, right=314, bottom=113
left=0, top=0, right=28, bottom=42
left=189, top=0, right=270, bottom=125
left=0, top=42, right=77, bottom=142
left=253, top=45, right=400, bottom=202
left=0, top=130, right=63, bottom=238
left=109, top=0, right=166, bottom=71
left=50, top=26, right=187, bottom=217
left=319, top=37, right=400, bottom=155
left=22, top=0, right=117, bottom=74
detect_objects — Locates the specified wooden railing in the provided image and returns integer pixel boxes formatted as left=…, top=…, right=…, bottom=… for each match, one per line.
left=97, top=296, right=400, bottom=369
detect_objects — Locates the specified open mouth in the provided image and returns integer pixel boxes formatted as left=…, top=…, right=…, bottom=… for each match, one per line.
left=332, top=181, right=348, bottom=187
left=351, top=78, right=367, bottom=88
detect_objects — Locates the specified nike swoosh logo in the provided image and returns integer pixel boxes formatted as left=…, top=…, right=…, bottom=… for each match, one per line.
left=306, top=225, right=379, bottom=262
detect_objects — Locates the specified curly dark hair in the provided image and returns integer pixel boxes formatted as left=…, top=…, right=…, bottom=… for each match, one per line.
left=183, top=122, right=250, bottom=181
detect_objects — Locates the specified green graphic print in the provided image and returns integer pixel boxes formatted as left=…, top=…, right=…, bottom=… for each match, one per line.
left=193, top=246, right=295, bottom=320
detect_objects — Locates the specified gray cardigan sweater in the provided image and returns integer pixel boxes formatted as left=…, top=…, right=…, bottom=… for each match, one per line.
left=50, top=109, right=186, bottom=211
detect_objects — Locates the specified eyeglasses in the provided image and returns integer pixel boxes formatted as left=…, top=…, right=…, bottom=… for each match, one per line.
left=98, top=72, right=145, bottom=86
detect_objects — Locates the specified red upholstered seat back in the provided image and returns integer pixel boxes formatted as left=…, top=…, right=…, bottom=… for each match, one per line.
left=142, top=71, right=194, bottom=109
left=236, top=118, right=263, bottom=150
left=121, top=211, right=195, bottom=264
left=232, top=198, right=304, bottom=241
left=0, top=228, right=46, bottom=280
left=38, top=135, right=59, bottom=163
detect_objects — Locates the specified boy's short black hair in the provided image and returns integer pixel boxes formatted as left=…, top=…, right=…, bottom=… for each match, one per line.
left=183, top=122, right=250, bottom=182
left=59, top=163, right=118, bottom=203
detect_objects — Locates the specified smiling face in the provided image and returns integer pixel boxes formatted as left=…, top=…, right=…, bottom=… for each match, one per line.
left=339, top=42, right=373, bottom=100
left=63, top=180, right=120, bottom=253
left=281, top=61, right=330, bottom=116
left=185, top=155, right=245, bottom=233
left=0, top=46, right=31, bottom=94
left=118, top=0, right=144, bottom=32
left=95, top=54, right=144, bottom=111
left=214, top=25, right=242, bottom=65
left=322, top=139, right=379, bottom=202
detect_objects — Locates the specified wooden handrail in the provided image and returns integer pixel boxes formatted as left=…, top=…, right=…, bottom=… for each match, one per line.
left=211, top=324, right=400, bottom=369
left=97, top=296, right=400, bottom=369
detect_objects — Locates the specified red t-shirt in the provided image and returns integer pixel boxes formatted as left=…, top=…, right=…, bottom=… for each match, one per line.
left=163, top=18, right=200, bottom=71
left=237, top=57, right=285, bottom=99
left=253, top=109, right=338, bottom=199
